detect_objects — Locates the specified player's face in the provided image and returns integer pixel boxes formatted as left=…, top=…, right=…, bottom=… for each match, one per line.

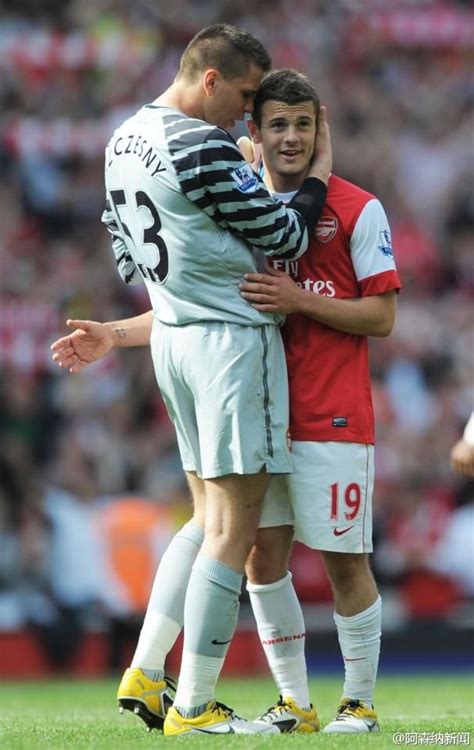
left=203, top=63, right=263, bottom=129
left=252, top=100, right=317, bottom=185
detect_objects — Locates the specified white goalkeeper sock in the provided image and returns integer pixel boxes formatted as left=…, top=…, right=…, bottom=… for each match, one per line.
left=131, top=521, right=204, bottom=670
left=247, top=572, right=311, bottom=708
left=334, top=595, right=381, bottom=705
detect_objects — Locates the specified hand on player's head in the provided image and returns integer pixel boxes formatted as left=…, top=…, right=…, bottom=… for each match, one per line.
left=308, top=105, right=332, bottom=184
left=237, top=135, right=254, bottom=162
left=237, top=135, right=262, bottom=173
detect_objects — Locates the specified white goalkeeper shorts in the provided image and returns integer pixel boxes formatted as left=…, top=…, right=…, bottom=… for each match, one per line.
left=150, top=319, right=292, bottom=480
left=259, top=441, right=375, bottom=553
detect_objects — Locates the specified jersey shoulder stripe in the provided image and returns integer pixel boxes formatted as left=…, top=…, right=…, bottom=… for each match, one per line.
left=172, top=142, right=243, bottom=178
left=162, top=114, right=212, bottom=139
left=155, top=109, right=307, bottom=260
left=180, top=167, right=248, bottom=192
left=163, top=113, right=239, bottom=161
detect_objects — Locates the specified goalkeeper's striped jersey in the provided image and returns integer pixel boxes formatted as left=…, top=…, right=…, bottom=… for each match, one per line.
left=102, top=104, right=309, bottom=326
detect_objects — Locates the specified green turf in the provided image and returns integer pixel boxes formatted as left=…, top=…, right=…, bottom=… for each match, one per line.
left=0, top=675, right=472, bottom=749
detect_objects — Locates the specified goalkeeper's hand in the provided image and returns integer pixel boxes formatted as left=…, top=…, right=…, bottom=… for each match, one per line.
left=237, top=136, right=262, bottom=173
left=307, top=105, right=332, bottom=185
left=51, top=319, right=114, bottom=373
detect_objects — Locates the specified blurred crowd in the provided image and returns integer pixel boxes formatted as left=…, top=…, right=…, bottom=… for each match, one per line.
left=0, top=0, right=473, bottom=670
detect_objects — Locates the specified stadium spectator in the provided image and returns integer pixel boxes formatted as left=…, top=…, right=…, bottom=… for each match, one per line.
left=94, top=495, right=184, bottom=672
left=32, top=439, right=131, bottom=671
left=429, top=482, right=474, bottom=599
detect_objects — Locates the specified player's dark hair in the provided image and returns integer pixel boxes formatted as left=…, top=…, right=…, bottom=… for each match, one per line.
left=252, top=68, right=320, bottom=126
left=178, top=24, right=271, bottom=82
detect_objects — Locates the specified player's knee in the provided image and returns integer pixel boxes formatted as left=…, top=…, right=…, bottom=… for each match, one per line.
left=203, top=519, right=259, bottom=565
left=323, top=551, right=373, bottom=590
left=245, top=530, right=291, bottom=584
left=246, top=557, right=286, bottom=585
left=246, top=547, right=275, bottom=583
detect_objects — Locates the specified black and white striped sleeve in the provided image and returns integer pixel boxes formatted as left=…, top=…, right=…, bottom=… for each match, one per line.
left=165, top=116, right=326, bottom=260
left=101, top=198, right=141, bottom=285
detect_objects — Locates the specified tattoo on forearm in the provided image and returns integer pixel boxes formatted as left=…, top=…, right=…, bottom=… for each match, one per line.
left=113, top=327, right=126, bottom=341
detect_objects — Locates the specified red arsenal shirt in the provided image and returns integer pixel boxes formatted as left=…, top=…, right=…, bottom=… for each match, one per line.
left=271, top=174, right=401, bottom=444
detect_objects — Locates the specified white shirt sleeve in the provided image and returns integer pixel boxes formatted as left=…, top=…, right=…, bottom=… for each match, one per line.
left=350, top=198, right=398, bottom=283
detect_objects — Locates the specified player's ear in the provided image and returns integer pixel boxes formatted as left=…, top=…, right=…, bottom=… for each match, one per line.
left=247, top=119, right=262, bottom=144
left=203, top=69, right=219, bottom=97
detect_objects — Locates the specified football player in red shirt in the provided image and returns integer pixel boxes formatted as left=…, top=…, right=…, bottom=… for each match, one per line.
left=239, top=68, right=400, bottom=734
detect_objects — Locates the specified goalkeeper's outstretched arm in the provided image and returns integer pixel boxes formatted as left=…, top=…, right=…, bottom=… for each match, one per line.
left=50, top=310, right=153, bottom=373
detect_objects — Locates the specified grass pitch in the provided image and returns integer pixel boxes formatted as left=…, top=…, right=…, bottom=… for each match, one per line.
left=0, top=675, right=472, bottom=749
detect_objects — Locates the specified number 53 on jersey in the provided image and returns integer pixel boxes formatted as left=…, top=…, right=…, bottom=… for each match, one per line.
left=109, top=189, right=169, bottom=284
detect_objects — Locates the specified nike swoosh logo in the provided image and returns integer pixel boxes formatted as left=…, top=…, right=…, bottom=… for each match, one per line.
left=333, top=525, right=355, bottom=537
left=274, top=719, right=298, bottom=733
left=211, top=638, right=232, bottom=645
left=194, top=726, right=235, bottom=734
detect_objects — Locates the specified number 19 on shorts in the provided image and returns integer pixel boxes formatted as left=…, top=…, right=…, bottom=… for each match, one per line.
left=330, top=482, right=362, bottom=521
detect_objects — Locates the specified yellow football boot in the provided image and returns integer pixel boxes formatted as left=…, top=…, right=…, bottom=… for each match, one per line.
left=164, top=700, right=278, bottom=735
left=117, top=668, right=175, bottom=731
left=254, top=695, right=320, bottom=733
left=323, top=697, right=379, bottom=733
